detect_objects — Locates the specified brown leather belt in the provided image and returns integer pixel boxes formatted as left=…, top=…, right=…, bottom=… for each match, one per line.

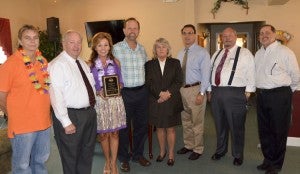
left=183, top=82, right=200, bottom=88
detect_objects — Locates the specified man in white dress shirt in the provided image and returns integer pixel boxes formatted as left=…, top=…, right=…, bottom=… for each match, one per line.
left=255, top=24, right=300, bottom=174
left=49, top=30, right=97, bottom=174
left=210, top=27, right=255, bottom=166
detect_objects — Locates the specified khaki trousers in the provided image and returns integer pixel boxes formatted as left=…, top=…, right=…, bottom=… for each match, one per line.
left=180, top=85, right=207, bottom=154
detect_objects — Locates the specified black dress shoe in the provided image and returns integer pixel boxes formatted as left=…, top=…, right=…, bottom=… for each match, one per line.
left=265, top=168, right=279, bottom=174
left=167, top=159, right=175, bottom=166
left=211, top=153, right=225, bottom=160
left=188, top=152, right=202, bottom=160
left=132, top=156, right=151, bottom=166
left=177, top=147, right=192, bottom=154
left=233, top=158, right=243, bottom=166
left=156, top=153, right=166, bottom=162
left=120, top=161, right=130, bottom=172
left=257, top=163, right=270, bottom=171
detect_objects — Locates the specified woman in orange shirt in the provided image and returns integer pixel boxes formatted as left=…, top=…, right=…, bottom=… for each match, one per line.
left=0, top=25, right=51, bottom=174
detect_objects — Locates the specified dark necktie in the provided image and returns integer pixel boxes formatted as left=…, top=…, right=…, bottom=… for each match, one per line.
left=215, top=49, right=229, bottom=86
left=182, top=48, right=188, bottom=85
left=76, top=59, right=96, bottom=107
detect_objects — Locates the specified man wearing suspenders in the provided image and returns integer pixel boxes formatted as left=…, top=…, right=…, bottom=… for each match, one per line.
left=209, top=27, right=255, bottom=166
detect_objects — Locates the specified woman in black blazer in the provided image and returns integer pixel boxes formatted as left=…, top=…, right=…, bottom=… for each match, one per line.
left=145, top=38, right=183, bottom=166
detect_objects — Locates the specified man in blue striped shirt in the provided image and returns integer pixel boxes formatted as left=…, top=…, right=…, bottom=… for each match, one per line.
left=113, top=17, right=150, bottom=172
left=176, top=24, right=211, bottom=161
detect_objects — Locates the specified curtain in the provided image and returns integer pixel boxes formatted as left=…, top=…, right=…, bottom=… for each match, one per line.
left=0, top=18, right=12, bottom=56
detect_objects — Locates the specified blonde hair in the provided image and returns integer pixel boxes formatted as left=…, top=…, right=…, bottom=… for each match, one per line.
left=17, top=25, right=39, bottom=48
left=152, top=38, right=172, bottom=59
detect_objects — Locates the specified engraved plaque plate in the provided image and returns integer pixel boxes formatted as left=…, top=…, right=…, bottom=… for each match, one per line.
left=102, top=75, right=120, bottom=97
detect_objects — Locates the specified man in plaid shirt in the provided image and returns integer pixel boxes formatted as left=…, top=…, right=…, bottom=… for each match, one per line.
left=113, top=17, right=150, bottom=173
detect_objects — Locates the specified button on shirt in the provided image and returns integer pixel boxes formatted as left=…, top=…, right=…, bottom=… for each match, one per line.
left=255, top=41, right=300, bottom=91
left=48, top=51, right=96, bottom=127
left=177, top=43, right=211, bottom=94
left=211, top=45, right=255, bottom=92
left=113, top=39, right=148, bottom=88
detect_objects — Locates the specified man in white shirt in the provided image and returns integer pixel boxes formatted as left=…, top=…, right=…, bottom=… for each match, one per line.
left=255, top=24, right=300, bottom=174
left=210, top=27, right=255, bottom=166
left=49, top=30, right=97, bottom=174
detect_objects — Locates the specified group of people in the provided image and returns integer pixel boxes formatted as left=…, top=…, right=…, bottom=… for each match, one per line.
left=174, top=24, right=299, bottom=174
left=0, top=17, right=299, bottom=174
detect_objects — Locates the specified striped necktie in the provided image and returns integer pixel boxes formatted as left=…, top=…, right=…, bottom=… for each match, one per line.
left=182, top=48, right=188, bottom=85
left=215, top=49, right=229, bottom=86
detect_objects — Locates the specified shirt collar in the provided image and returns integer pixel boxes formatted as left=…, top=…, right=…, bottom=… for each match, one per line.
left=123, top=39, right=140, bottom=51
left=227, top=45, right=238, bottom=53
left=158, top=58, right=166, bottom=64
left=266, top=41, right=280, bottom=50
left=262, top=41, right=279, bottom=51
left=62, top=50, right=81, bottom=63
left=185, top=43, right=197, bottom=51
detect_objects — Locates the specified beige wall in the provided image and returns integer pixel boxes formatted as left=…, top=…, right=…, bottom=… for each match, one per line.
left=37, top=0, right=195, bottom=60
left=0, top=0, right=299, bottom=64
left=0, top=0, right=42, bottom=49
left=197, top=0, right=300, bottom=62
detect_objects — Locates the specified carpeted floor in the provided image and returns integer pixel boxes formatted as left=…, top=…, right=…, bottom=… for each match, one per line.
left=2, top=99, right=300, bottom=174
left=47, top=101, right=300, bottom=174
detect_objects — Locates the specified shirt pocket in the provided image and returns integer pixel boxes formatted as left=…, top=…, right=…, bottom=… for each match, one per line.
left=269, top=62, right=285, bottom=75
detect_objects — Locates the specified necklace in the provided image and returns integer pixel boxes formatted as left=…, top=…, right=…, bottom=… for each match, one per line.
left=21, top=49, right=50, bottom=94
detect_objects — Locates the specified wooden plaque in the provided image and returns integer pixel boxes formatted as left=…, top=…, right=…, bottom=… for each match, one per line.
left=102, top=75, right=120, bottom=97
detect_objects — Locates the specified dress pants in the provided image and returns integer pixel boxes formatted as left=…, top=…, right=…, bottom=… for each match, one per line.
left=118, top=86, right=148, bottom=162
left=180, top=84, right=206, bottom=154
left=211, top=86, right=247, bottom=158
left=257, top=86, right=292, bottom=170
left=52, top=107, right=97, bottom=174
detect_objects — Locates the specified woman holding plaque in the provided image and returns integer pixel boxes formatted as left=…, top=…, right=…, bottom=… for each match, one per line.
left=90, top=32, right=126, bottom=174
left=145, top=38, right=183, bottom=166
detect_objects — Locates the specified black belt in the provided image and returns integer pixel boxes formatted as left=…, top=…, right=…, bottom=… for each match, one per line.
left=68, top=106, right=91, bottom=111
left=257, top=86, right=290, bottom=93
left=183, top=82, right=200, bottom=88
left=123, top=85, right=144, bottom=90
left=212, top=86, right=246, bottom=92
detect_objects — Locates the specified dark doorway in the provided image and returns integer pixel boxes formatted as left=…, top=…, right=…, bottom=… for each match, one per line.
left=198, top=21, right=265, bottom=55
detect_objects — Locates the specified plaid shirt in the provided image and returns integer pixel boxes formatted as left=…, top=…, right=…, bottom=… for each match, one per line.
left=113, top=39, right=148, bottom=88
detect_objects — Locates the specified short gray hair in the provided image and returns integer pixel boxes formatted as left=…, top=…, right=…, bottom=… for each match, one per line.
left=62, top=30, right=82, bottom=42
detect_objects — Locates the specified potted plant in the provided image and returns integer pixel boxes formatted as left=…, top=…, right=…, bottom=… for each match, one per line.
left=38, top=30, right=62, bottom=62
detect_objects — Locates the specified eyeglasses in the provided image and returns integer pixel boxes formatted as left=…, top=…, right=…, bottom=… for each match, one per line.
left=259, top=31, right=273, bottom=36
left=182, top=32, right=195, bottom=36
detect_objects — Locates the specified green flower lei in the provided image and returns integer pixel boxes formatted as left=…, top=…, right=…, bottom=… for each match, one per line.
left=211, top=0, right=249, bottom=18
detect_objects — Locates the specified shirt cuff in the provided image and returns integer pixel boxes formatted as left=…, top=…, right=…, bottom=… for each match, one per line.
left=207, top=86, right=212, bottom=92
left=245, top=86, right=256, bottom=93
left=58, top=115, right=72, bottom=128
